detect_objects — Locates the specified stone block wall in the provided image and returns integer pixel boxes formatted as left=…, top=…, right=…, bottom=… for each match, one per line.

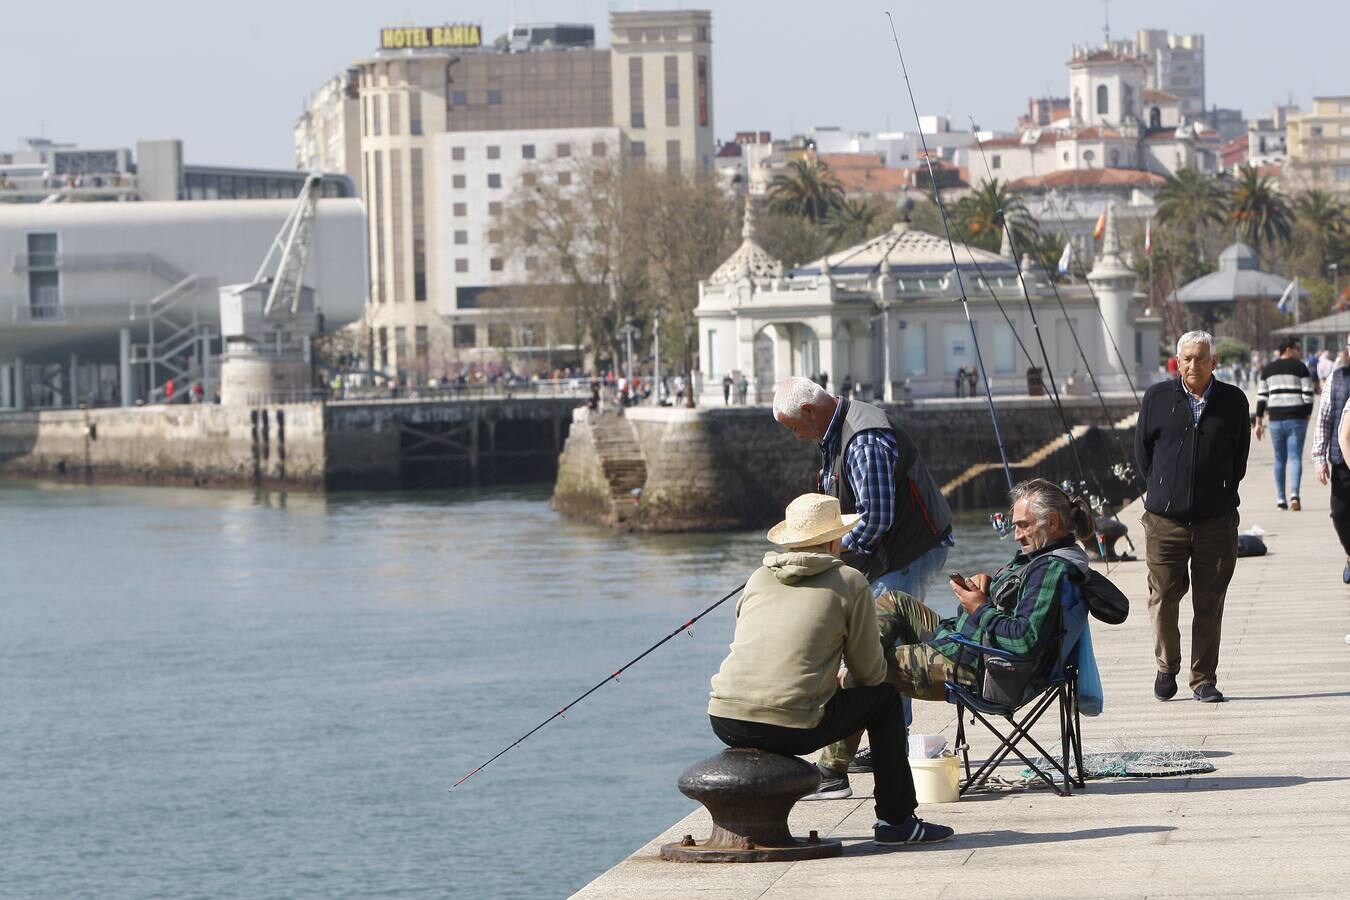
left=551, top=408, right=619, bottom=524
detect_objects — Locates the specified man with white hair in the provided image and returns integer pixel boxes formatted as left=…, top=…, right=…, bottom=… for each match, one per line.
left=1135, top=331, right=1251, bottom=703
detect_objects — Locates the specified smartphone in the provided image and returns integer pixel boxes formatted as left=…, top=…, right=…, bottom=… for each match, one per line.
left=948, top=571, right=971, bottom=590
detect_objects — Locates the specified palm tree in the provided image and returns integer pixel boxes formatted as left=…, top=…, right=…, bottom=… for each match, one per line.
left=767, top=157, right=844, bottom=223
left=1229, top=165, right=1292, bottom=265
left=1292, top=189, right=1347, bottom=275
left=1155, top=168, right=1226, bottom=259
left=825, top=197, right=883, bottom=248
left=950, top=178, right=1038, bottom=253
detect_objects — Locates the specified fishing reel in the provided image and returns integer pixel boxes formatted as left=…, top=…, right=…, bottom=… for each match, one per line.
left=990, top=511, right=1014, bottom=539
left=1111, top=462, right=1137, bottom=488
left=1060, top=479, right=1108, bottom=517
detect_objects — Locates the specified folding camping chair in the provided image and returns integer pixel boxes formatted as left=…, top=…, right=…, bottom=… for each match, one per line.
left=945, top=634, right=1086, bottom=796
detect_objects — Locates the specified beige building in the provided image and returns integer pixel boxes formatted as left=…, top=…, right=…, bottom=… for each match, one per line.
left=1286, top=97, right=1350, bottom=194
left=296, top=10, right=715, bottom=381
left=293, top=70, right=362, bottom=186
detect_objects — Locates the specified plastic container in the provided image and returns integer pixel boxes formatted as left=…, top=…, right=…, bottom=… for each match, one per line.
left=910, top=753, right=961, bottom=803
left=908, top=733, right=947, bottom=758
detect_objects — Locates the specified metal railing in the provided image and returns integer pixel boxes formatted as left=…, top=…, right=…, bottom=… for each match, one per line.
left=11, top=251, right=189, bottom=283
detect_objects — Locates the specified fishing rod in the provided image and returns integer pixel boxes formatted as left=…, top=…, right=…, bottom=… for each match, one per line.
left=968, top=126, right=1146, bottom=508
left=964, top=134, right=1143, bottom=561
left=450, top=579, right=747, bottom=790
left=885, top=12, right=1014, bottom=499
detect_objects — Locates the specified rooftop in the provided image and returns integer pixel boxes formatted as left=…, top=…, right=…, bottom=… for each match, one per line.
left=1008, top=168, right=1167, bottom=191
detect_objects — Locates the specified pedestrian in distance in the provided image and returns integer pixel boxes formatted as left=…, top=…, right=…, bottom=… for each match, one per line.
left=1254, top=337, right=1314, bottom=510
left=722, top=373, right=733, bottom=405
left=1135, top=331, right=1251, bottom=703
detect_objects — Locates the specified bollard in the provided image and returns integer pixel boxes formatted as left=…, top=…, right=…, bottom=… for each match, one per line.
left=659, top=748, right=843, bottom=862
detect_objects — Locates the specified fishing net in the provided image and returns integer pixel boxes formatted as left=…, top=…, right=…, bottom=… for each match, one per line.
left=1019, top=736, right=1215, bottom=781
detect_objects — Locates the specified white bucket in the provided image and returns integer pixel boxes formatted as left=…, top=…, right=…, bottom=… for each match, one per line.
left=910, top=753, right=961, bottom=803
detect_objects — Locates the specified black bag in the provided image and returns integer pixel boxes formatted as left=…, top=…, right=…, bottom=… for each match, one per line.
left=1237, top=534, right=1267, bottom=557
left=981, top=654, right=1042, bottom=706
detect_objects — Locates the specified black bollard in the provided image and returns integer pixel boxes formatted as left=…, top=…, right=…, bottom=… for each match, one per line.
left=659, top=748, right=843, bottom=862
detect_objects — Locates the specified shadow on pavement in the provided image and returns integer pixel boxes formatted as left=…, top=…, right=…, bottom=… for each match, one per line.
left=840, top=824, right=1174, bottom=854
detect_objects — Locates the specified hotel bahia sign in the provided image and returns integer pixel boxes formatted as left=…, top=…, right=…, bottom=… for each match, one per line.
left=379, top=25, right=481, bottom=50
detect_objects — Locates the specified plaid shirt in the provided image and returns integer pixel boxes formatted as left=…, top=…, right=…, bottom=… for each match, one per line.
left=1184, top=377, right=1214, bottom=424
left=819, top=402, right=898, bottom=555
left=930, top=535, right=1077, bottom=667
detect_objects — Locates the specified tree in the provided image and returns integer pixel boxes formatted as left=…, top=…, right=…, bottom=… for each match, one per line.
left=767, top=157, right=843, bottom=223
left=1155, top=168, right=1226, bottom=263
left=950, top=178, right=1038, bottom=253
left=825, top=197, right=884, bottom=248
left=756, top=212, right=831, bottom=269
left=1229, top=165, right=1292, bottom=266
left=1290, top=189, right=1347, bottom=278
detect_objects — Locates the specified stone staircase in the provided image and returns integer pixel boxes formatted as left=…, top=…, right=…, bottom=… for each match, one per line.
left=940, top=410, right=1139, bottom=497
left=590, top=413, right=648, bottom=523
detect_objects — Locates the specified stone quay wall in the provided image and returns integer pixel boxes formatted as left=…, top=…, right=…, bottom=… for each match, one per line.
left=552, top=396, right=1141, bottom=531
left=0, top=397, right=577, bottom=491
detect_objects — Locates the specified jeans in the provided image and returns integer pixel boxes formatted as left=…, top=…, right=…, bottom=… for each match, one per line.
left=710, top=683, right=916, bottom=824
left=1268, top=417, right=1308, bottom=503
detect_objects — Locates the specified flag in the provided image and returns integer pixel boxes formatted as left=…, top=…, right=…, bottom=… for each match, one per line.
left=1057, top=241, right=1073, bottom=275
left=1277, top=277, right=1299, bottom=314
left=1092, top=209, right=1107, bottom=240
left=1144, top=221, right=1152, bottom=256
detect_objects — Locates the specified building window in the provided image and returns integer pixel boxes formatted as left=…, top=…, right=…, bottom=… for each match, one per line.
left=373, top=151, right=384, bottom=303
left=557, top=143, right=571, bottom=158
left=394, top=327, right=407, bottom=369
left=1096, top=84, right=1109, bottom=117
left=522, top=171, right=537, bottom=187
left=415, top=325, right=429, bottom=368
left=409, top=91, right=422, bottom=135
left=26, top=233, right=59, bottom=315
left=487, top=89, right=503, bottom=105
left=455, top=258, right=469, bottom=273
left=629, top=57, right=645, bottom=129
left=488, top=201, right=502, bottom=216
left=665, top=56, right=680, bottom=127
left=377, top=327, right=388, bottom=368
left=558, top=171, right=572, bottom=186
left=1083, top=149, right=1096, bottom=162
left=454, top=230, right=468, bottom=245
left=411, top=147, right=426, bottom=301
left=361, top=96, right=368, bottom=137
left=389, top=92, right=401, bottom=135
left=372, top=94, right=383, bottom=135
left=697, top=56, right=708, bottom=126
left=451, top=90, right=467, bottom=107
left=488, top=324, right=511, bottom=347
left=522, top=144, right=536, bottom=159
left=902, top=322, right=926, bottom=376
left=991, top=154, right=1001, bottom=169
left=631, top=141, right=646, bottom=159
left=453, top=324, right=477, bottom=347
left=666, top=140, right=680, bottom=167
left=452, top=174, right=466, bottom=189
left=592, top=141, right=607, bottom=157
left=453, top=202, right=467, bottom=216
left=487, top=173, right=502, bottom=188
left=490, top=257, right=504, bottom=272
left=451, top=146, right=465, bottom=161
left=487, top=145, right=501, bottom=160
left=488, top=229, right=502, bottom=243
left=993, top=322, right=1016, bottom=374
left=706, top=328, right=717, bottom=376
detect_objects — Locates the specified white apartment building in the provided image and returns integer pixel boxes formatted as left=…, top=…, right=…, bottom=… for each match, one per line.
left=1130, top=30, right=1205, bottom=120
left=294, top=70, right=362, bottom=187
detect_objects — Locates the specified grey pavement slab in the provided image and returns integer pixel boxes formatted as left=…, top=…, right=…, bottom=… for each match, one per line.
left=574, top=426, right=1350, bottom=898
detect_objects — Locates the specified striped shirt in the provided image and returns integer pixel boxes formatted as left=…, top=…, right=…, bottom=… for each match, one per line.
left=819, top=403, right=898, bottom=555
left=1256, top=358, right=1314, bottom=421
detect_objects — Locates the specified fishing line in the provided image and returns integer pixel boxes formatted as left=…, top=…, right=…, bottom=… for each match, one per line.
left=450, top=579, right=747, bottom=790
left=885, top=12, right=1013, bottom=497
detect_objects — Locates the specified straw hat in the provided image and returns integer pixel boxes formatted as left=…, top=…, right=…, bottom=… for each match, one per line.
left=766, top=493, right=862, bottom=549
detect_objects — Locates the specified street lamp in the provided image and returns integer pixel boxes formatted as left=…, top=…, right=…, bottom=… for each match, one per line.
left=653, top=315, right=661, bottom=405
left=1331, top=263, right=1341, bottom=312
left=683, top=319, right=695, bottom=408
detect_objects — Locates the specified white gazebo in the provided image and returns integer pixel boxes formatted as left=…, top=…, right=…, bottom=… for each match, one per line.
left=695, top=201, right=1160, bottom=404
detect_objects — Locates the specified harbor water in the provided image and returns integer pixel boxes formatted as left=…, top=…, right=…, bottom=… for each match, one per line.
left=0, top=480, right=1012, bottom=898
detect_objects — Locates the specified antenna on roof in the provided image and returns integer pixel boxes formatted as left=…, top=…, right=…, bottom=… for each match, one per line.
left=1102, top=0, right=1110, bottom=46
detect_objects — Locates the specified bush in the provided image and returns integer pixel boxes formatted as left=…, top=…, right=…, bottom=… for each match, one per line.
left=1214, top=337, right=1250, bottom=365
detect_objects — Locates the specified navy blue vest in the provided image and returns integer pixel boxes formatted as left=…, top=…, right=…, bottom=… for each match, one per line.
left=1330, top=367, right=1350, bottom=466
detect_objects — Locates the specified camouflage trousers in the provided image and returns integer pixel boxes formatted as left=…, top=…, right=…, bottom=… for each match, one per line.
left=817, top=591, right=976, bottom=775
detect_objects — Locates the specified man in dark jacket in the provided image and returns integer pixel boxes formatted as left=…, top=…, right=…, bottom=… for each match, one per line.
left=1135, top=330, right=1251, bottom=703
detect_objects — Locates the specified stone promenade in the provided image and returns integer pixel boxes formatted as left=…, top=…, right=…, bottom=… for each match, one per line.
left=575, top=430, right=1350, bottom=898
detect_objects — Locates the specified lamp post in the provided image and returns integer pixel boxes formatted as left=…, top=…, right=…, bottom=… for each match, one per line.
left=653, top=315, right=661, bottom=405
left=683, top=319, right=695, bottom=408
left=1331, top=263, right=1341, bottom=312
left=623, top=317, right=637, bottom=388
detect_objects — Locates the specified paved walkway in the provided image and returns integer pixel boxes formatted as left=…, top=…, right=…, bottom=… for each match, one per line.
left=576, top=431, right=1350, bottom=898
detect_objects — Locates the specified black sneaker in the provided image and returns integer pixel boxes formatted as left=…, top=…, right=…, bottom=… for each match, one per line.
left=800, top=765, right=852, bottom=801
left=847, top=747, right=873, bottom=773
left=1154, top=671, right=1178, bottom=701
left=1277, top=500, right=1288, bottom=510
left=1193, top=683, right=1225, bottom=703
left=874, top=815, right=954, bottom=845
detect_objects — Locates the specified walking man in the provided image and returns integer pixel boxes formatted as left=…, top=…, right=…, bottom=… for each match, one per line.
left=1136, top=331, right=1251, bottom=703
left=1254, top=337, right=1314, bottom=510
left=1311, top=335, right=1350, bottom=582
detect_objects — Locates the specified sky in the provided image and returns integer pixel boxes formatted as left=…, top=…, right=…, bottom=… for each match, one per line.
left=4, top=0, right=1346, bottom=170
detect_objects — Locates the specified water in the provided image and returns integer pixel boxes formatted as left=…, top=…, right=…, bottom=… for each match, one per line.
left=0, top=480, right=1012, bottom=899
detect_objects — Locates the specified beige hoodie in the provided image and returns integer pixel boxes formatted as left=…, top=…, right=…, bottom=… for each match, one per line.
left=707, top=550, right=887, bottom=729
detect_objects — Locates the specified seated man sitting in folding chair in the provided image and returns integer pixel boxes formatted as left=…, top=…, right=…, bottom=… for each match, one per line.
left=811, top=478, right=1093, bottom=799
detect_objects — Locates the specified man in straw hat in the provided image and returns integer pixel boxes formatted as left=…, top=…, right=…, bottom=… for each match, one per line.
left=707, top=493, right=955, bottom=846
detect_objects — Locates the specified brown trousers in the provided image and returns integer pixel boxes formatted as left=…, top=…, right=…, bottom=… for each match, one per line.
left=1141, top=509, right=1239, bottom=690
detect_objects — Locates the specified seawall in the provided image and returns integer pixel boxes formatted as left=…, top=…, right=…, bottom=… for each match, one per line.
left=552, top=395, right=1140, bottom=529
left=0, top=397, right=576, bottom=490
